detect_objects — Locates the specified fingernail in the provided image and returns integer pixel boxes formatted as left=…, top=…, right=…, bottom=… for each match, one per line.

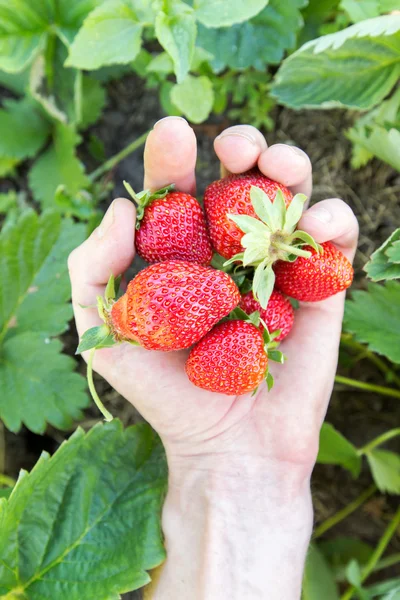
left=216, top=130, right=258, bottom=145
left=309, top=206, right=332, bottom=224
left=97, top=201, right=115, bottom=239
left=274, top=143, right=308, bottom=161
left=153, top=116, right=188, bottom=129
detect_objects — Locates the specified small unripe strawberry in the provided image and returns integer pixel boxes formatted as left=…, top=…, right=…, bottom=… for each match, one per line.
left=274, top=241, right=354, bottom=301
left=185, top=320, right=268, bottom=396
left=240, top=290, right=294, bottom=341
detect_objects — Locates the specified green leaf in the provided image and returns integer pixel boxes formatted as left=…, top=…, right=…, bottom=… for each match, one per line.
left=0, top=487, right=12, bottom=499
left=364, top=229, right=400, bottom=281
left=77, top=325, right=114, bottom=353
left=0, top=65, right=29, bottom=93
left=340, top=0, right=380, bottom=23
left=345, top=561, right=370, bottom=600
left=271, top=15, right=400, bottom=110
left=28, top=122, right=89, bottom=209
left=367, top=449, right=400, bottom=494
left=317, top=423, right=362, bottom=477
left=0, top=210, right=88, bottom=433
left=0, top=191, right=17, bottom=214
left=80, top=75, right=106, bottom=128
left=0, top=157, right=19, bottom=177
left=319, top=537, right=373, bottom=579
left=0, top=98, right=51, bottom=160
left=0, top=0, right=50, bottom=72
left=348, top=124, right=400, bottom=172
left=197, top=0, right=306, bottom=71
left=194, top=0, right=268, bottom=27
left=303, top=543, right=340, bottom=600
left=66, top=0, right=143, bottom=69
left=367, top=577, right=400, bottom=597
left=344, top=282, right=400, bottom=363
left=147, top=51, right=174, bottom=74
left=56, top=0, right=106, bottom=43
left=155, top=2, right=196, bottom=83
left=0, top=421, right=167, bottom=598
left=170, top=75, right=214, bottom=123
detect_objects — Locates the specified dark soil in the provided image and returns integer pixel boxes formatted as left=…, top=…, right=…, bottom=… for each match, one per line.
left=2, top=73, right=400, bottom=597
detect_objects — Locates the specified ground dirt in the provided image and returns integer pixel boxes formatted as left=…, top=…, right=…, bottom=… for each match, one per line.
left=2, top=73, right=400, bottom=598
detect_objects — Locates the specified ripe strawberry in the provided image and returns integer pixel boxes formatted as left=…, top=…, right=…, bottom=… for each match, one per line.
left=274, top=241, right=354, bottom=302
left=185, top=320, right=268, bottom=395
left=110, top=261, right=240, bottom=351
left=240, top=290, right=294, bottom=341
left=136, top=191, right=213, bottom=265
left=204, top=169, right=293, bottom=260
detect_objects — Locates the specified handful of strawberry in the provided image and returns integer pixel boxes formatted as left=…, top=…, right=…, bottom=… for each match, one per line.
left=78, top=169, right=353, bottom=419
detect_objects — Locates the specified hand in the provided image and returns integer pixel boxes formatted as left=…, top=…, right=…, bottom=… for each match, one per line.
left=68, top=117, right=359, bottom=599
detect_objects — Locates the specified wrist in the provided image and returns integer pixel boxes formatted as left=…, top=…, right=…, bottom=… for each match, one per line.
left=151, top=451, right=313, bottom=600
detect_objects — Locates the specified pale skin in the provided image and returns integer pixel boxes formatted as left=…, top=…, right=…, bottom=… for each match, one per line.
left=68, top=117, right=359, bottom=599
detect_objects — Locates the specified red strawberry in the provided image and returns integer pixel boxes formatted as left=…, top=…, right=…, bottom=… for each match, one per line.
left=123, top=182, right=213, bottom=266
left=110, top=261, right=240, bottom=351
left=204, top=169, right=293, bottom=260
left=185, top=320, right=268, bottom=395
left=274, top=241, right=354, bottom=302
left=136, top=191, right=213, bottom=265
left=240, top=290, right=294, bottom=341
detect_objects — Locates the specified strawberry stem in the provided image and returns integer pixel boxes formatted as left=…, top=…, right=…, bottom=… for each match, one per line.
left=87, top=348, right=114, bottom=422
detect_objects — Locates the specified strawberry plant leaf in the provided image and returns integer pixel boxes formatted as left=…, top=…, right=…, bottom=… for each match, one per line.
left=271, top=14, right=400, bottom=110
left=317, top=423, right=362, bottom=477
left=340, top=0, right=380, bottom=23
left=303, top=543, right=340, bottom=600
left=0, top=191, right=17, bottom=214
left=155, top=2, right=196, bottom=83
left=196, top=0, right=306, bottom=72
left=170, top=75, right=214, bottom=123
left=344, top=282, right=400, bottom=363
left=66, top=0, right=143, bottom=69
left=364, top=229, right=400, bottom=281
left=0, top=488, right=12, bottom=499
left=319, top=537, right=373, bottom=579
left=0, top=421, right=167, bottom=599
left=194, top=0, right=268, bottom=28
left=0, top=0, right=50, bottom=72
left=0, top=98, right=51, bottom=160
left=0, top=210, right=88, bottom=433
left=347, top=123, right=400, bottom=172
left=0, top=65, right=30, bottom=94
left=367, top=449, right=400, bottom=494
left=28, top=122, right=89, bottom=209
left=80, top=75, right=107, bottom=128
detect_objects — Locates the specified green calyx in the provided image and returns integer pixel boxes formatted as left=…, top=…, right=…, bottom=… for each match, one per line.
left=123, top=180, right=175, bottom=228
left=225, top=186, right=322, bottom=309
left=227, top=306, right=286, bottom=393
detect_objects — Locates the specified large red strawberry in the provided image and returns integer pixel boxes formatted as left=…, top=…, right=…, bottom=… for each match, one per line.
left=274, top=241, right=354, bottom=302
left=185, top=320, right=269, bottom=395
left=204, top=169, right=293, bottom=260
left=109, top=261, right=240, bottom=351
left=125, top=182, right=213, bottom=266
left=240, top=290, right=294, bottom=341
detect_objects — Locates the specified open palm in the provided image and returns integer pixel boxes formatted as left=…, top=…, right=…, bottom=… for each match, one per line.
left=69, top=118, right=358, bottom=468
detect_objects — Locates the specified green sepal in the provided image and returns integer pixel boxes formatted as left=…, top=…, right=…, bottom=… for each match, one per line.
left=290, top=230, right=322, bottom=253
left=123, top=180, right=175, bottom=226
left=248, top=310, right=260, bottom=327
left=283, top=193, right=307, bottom=233
left=105, top=273, right=118, bottom=303
left=223, top=252, right=245, bottom=267
left=76, top=324, right=115, bottom=354
left=253, top=260, right=275, bottom=309
left=228, top=306, right=252, bottom=321
left=227, top=213, right=269, bottom=235
left=262, top=322, right=272, bottom=345
left=268, top=350, right=286, bottom=363
left=239, top=278, right=253, bottom=295
left=265, top=371, right=274, bottom=391
left=211, top=252, right=228, bottom=270
left=250, top=186, right=282, bottom=231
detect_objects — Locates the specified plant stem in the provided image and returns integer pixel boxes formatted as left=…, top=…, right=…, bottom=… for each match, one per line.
left=358, top=428, right=400, bottom=455
left=340, top=334, right=400, bottom=388
left=313, top=484, right=377, bottom=539
left=341, top=506, right=400, bottom=600
left=87, top=348, right=113, bottom=422
left=373, top=552, right=400, bottom=573
left=0, top=473, right=16, bottom=487
left=88, top=131, right=149, bottom=182
left=334, top=375, right=400, bottom=399
left=74, top=69, right=83, bottom=126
